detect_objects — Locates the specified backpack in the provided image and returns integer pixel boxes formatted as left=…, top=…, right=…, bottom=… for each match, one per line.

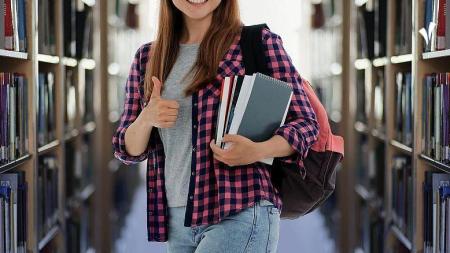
left=240, top=24, right=345, bottom=219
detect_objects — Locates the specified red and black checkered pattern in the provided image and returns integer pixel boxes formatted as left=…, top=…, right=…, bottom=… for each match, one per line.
left=112, top=28, right=319, bottom=242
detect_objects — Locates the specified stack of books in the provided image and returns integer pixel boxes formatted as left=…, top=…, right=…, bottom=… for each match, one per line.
left=37, top=72, right=56, bottom=148
left=0, top=0, right=27, bottom=52
left=0, top=73, right=28, bottom=165
left=391, top=155, right=413, bottom=240
left=214, top=73, right=293, bottom=165
left=423, top=73, right=450, bottom=164
left=395, top=71, right=414, bottom=147
left=0, top=171, right=27, bottom=253
left=37, top=156, right=59, bottom=240
left=421, top=0, right=450, bottom=52
left=424, top=172, right=450, bottom=253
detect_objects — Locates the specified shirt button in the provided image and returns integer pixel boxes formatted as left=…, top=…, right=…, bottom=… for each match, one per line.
left=148, top=188, right=153, bottom=193
left=194, top=102, right=198, bottom=106
left=193, top=125, right=197, bottom=129
left=189, top=195, right=193, bottom=200
left=149, top=211, right=153, bottom=215
left=192, top=147, right=196, bottom=152
left=191, top=171, right=195, bottom=176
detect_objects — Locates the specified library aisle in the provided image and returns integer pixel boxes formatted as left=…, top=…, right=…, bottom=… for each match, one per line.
left=114, top=166, right=336, bottom=253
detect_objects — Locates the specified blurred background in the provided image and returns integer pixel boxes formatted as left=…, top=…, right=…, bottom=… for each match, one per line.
left=1, top=0, right=448, bottom=252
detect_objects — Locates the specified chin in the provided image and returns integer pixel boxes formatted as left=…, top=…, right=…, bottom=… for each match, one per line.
left=172, top=0, right=221, bottom=20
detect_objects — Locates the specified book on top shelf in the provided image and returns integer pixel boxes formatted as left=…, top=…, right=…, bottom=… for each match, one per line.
left=421, top=0, right=450, bottom=52
left=1, top=0, right=27, bottom=52
left=394, top=0, right=412, bottom=55
left=37, top=0, right=56, bottom=55
left=0, top=73, right=28, bottom=165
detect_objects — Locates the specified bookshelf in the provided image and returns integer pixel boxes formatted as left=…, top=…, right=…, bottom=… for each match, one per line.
left=337, top=0, right=450, bottom=252
left=0, top=0, right=112, bottom=252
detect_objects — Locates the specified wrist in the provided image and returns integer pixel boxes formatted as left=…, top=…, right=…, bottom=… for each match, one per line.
left=256, top=140, right=273, bottom=161
left=136, top=113, right=154, bottom=130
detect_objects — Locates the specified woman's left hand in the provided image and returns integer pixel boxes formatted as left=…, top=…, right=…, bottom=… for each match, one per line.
left=210, top=135, right=266, bottom=167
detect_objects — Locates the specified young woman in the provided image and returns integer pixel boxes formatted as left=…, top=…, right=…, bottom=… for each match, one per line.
left=112, top=0, right=319, bottom=252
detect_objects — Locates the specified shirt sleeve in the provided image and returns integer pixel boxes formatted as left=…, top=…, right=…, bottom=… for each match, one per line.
left=112, top=44, right=152, bottom=165
left=261, top=28, right=319, bottom=169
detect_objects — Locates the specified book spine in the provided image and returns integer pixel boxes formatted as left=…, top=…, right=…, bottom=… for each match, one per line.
left=0, top=73, right=4, bottom=163
left=17, top=0, right=26, bottom=52
left=4, top=0, right=13, bottom=50
left=11, top=0, right=19, bottom=51
left=432, top=0, right=440, bottom=51
left=9, top=74, right=15, bottom=161
left=437, top=0, right=447, bottom=50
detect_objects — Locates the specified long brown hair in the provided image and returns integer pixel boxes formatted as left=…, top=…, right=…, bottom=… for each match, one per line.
left=143, top=0, right=241, bottom=101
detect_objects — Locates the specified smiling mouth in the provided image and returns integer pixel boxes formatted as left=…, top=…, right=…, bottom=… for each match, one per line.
left=186, top=0, right=208, bottom=5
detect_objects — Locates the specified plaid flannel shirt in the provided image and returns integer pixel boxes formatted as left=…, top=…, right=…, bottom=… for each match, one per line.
left=112, top=28, right=319, bottom=242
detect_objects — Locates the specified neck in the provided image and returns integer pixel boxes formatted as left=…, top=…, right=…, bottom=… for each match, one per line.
left=181, top=14, right=213, bottom=44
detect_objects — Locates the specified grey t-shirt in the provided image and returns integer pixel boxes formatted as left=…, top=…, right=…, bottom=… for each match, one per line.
left=157, top=44, right=199, bottom=207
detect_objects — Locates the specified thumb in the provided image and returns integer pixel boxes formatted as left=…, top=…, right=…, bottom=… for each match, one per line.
left=151, top=76, right=162, bottom=99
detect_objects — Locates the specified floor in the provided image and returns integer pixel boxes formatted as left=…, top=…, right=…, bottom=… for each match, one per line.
left=114, top=171, right=336, bottom=253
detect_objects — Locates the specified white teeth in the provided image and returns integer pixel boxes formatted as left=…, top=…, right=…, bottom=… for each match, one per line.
left=187, top=0, right=207, bottom=4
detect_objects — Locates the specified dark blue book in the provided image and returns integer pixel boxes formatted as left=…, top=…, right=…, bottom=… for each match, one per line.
left=17, top=0, right=26, bottom=52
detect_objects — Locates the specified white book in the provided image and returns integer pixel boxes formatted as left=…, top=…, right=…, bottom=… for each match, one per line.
left=11, top=0, right=19, bottom=51
left=215, top=77, right=232, bottom=147
left=226, top=75, right=256, bottom=140
left=431, top=0, right=440, bottom=51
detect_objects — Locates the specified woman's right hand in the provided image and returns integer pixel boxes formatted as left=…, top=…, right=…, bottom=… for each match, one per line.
left=142, top=76, right=180, bottom=128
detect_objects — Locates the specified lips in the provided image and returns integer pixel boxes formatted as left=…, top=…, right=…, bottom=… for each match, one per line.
left=187, top=0, right=208, bottom=4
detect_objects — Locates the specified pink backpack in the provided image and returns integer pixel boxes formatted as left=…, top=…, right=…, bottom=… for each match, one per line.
left=241, top=24, right=345, bottom=218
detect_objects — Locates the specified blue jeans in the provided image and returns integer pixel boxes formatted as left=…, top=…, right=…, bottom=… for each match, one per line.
left=167, top=200, right=280, bottom=253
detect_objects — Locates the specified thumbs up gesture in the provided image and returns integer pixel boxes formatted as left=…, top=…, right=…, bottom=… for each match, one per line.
left=142, top=76, right=180, bottom=128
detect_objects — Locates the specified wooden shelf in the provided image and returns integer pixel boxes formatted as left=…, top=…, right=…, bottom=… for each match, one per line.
left=420, top=154, right=450, bottom=173
left=64, top=129, right=80, bottom=142
left=81, top=122, right=96, bottom=135
left=37, top=54, right=60, bottom=64
left=372, top=57, right=389, bottom=67
left=80, top=58, right=96, bottom=70
left=0, top=49, right=28, bottom=60
left=0, top=154, right=31, bottom=174
left=354, top=121, right=369, bottom=134
left=390, top=225, right=412, bottom=250
left=62, top=57, right=78, bottom=67
left=38, top=225, right=60, bottom=251
left=390, top=54, right=413, bottom=64
left=390, top=140, right=413, bottom=154
left=371, top=129, right=386, bottom=142
left=422, top=49, right=450, bottom=60
left=38, top=140, right=61, bottom=155
left=354, top=58, right=371, bottom=70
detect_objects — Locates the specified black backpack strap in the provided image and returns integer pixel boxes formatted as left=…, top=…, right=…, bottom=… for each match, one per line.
left=240, top=24, right=271, bottom=76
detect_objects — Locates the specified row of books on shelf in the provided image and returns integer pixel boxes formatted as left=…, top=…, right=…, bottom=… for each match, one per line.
left=424, top=171, right=450, bottom=253
left=395, top=71, right=414, bottom=147
left=358, top=202, right=384, bottom=253
left=62, top=0, right=94, bottom=59
left=356, top=0, right=387, bottom=59
left=0, top=171, right=26, bottom=253
left=0, top=0, right=27, bottom=52
left=422, top=0, right=450, bottom=52
left=65, top=137, right=94, bottom=199
left=0, top=73, right=28, bottom=165
left=356, top=0, right=412, bottom=59
left=37, top=72, right=56, bottom=148
left=391, top=156, right=413, bottom=240
left=37, top=156, right=58, bottom=241
left=422, top=73, right=450, bottom=164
